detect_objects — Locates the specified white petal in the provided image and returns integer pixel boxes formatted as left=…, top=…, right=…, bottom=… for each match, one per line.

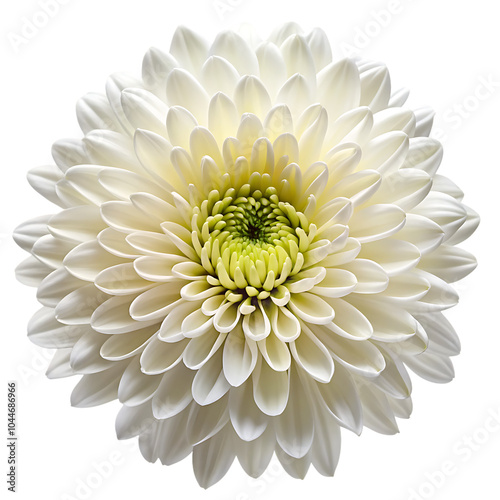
left=105, top=72, right=143, bottom=135
left=338, top=258, right=388, bottom=293
left=120, top=88, right=168, bottom=136
left=258, top=331, right=291, bottom=372
left=229, top=381, right=268, bottom=441
left=234, top=75, right=271, bottom=118
left=13, top=214, right=51, bottom=252
left=118, top=356, right=162, bottom=406
left=208, top=92, right=239, bottom=145
left=306, top=27, right=332, bottom=71
left=370, top=107, right=416, bottom=137
left=152, top=362, right=195, bottom=418
left=138, top=406, right=192, bottom=466
left=432, top=174, right=464, bottom=200
left=326, top=169, right=381, bottom=207
left=312, top=363, right=362, bottom=434
left=349, top=204, right=406, bottom=243
left=277, top=74, right=312, bottom=119
left=130, top=282, right=184, bottom=322
left=286, top=267, right=326, bottom=294
left=359, top=66, right=391, bottom=112
left=419, top=245, right=477, bottom=283
left=64, top=240, right=127, bottom=281
left=100, top=325, right=157, bottom=360
left=357, top=240, right=421, bottom=276
left=169, top=26, right=208, bottom=76
left=388, top=87, right=409, bottom=107
left=223, top=326, right=258, bottom=386
left=394, top=214, right=444, bottom=255
left=315, top=326, right=386, bottom=377
left=379, top=272, right=430, bottom=302
left=273, top=133, right=299, bottom=164
left=325, top=298, right=373, bottom=341
left=269, top=302, right=301, bottom=342
left=84, top=130, right=141, bottom=172
left=166, top=69, right=209, bottom=123
left=141, top=46, right=177, bottom=100
left=281, top=34, right=316, bottom=82
left=269, top=22, right=304, bottom=45
left=263, top=104, right=293, bottom=141
left=242, top=301, right=271, bottom=341
left=32, top=234, right=76, bottom=269
left=48, top=205, right=105, bottom=242
left=275, top=365, right=314, bottom=458
left=201, top=55, right=240, bottom=97
left=158, top=301, right=206, bottom=342
left=357, top=383, right=398, bottom=434
left=416, top=312, right=460, bottom=356
left=311, top=403, right=341, bottom=476
left=403, top=350, right=454, bottom=383
left=412, top=192, right=467, bottom=243
left=288, top=292, right=335, bottom=325
left=210, top=30, right=259, bottom=76
left=37, top=267, right=87, bottom=307
left=347, top=295, right=417, bottom=343
left=140, top=336, right=188, bottom=375
left=15, top=256, right=53, bottom=287
left=372, top=349, right=411, bottom=399
left=235, top=425, right=274, bottom=477
left=27, top=164, right=64, bottom=207
left=186, top=395, right=229, bottom=445
left=134, top=254, right=186, bottom=282
left=375, top=170, right=432, bottom=213
left=361, top=131, right=409, bottom=173
left=190, top=126, right=223, bottom=167
left=256, top=42, right=287, bottom=99
left=252, top=357, right=289, bottom=416
left=388, top=395, right=413, bottom=419
left=192, top=348, right=230, bottom=405
left=446, top=205, right=479, bottom=245
left=276, top=447, right=311, bottom=479
left=76, top=92, right=119, bottom=133
left=51, top=138, right=89, bottom=173
left=192, top=425, right=235, bottom=488
left=326, top=106, right=373, bottom=147
left=183, top=328, right=226, bottom=370
left=55, top=284, right=108, bottom=325
left=298, top=108, right=328, bottom=167
left=46, top=348, right=75, bottom=379
left=413, top=106, right=435, bottom=137
left=92, top=294, right=158, bottom=334
left=70, top=329, right=111, bottom=373
left=291, top=326, right=334, bottom=383
left=70, top=362, right=127, bottom=407
left=115, top=400, right=154, bottom=440
left=95, top=263, right=154, bottom=295
left=402, top=137, right=443, bottom=175
left=408, top=271, right=458, bottom=313
left=311, top=268, right=357, bottom=298
left=317, top=58, right=360, bottom=121
left=61, top=165, right=113, bottom=205
left=28, top=307, right=83, bottom=348
left=98, top=227, right=140, bottom=259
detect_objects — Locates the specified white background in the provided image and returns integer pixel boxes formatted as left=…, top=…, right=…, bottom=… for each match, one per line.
left=1, top=0, right=499, bottom=499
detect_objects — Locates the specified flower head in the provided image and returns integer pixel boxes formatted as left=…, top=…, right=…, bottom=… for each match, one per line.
left=14, top=23, right=479, bottom=488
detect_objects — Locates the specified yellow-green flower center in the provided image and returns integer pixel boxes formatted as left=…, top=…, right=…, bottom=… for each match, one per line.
left=192, top=184, right=313, bottom=301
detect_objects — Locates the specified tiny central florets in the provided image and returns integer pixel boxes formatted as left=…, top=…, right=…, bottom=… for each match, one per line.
left=192, top=184, right=313, bottom=301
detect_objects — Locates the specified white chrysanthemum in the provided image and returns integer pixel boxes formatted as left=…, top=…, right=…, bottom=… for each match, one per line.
left=14, top=23, right=479, bottom=488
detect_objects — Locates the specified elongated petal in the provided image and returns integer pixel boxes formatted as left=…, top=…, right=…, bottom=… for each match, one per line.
left=252, top=357, right=289, bottom=416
